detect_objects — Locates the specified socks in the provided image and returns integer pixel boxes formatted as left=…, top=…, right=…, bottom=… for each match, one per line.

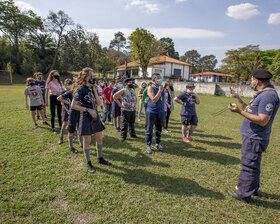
left=84, top=148, right=91, bottom=162
left=60, top=129, right=66, bottom=140
left=188, top=130, right=193, bottom=137
left=182, top=129, right=187, bottom=138
left=68, top=136, right=74, bottom=149
left=96, top=143, right=103, bottom=159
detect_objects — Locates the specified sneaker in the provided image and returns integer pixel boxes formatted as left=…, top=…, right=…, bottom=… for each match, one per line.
left=121, top=137, right=126, bottom=142
left=51, top=128, right=58, bottom=134
left=187, top=136, right=195, bottom=141
left=183, top=137, right=190, bottom=143
left=117, top=127, right=121, bottom=132
left=58, top=139, right=63, bottom=144
left=155, top=143, right=164, bottom=152
left=100, top=112, right=104, bottom=118
left=146, top=145, right=152, bottom=154
left=70, top=147, right=78, bottom=153
left=98, top=157, right=112, bottom=165
left=109, top=122, right=113, bottom=125
left=34, top=123, right=38, bottom=128
left=42, top=121, right=50, bottom=126
left=138, top=118, right=141, bottom=122
left=163, top=129, right=168, bottom=133
left=166, top=129, right=171, bottom=133
left=87, top=161, right=96, bottom=173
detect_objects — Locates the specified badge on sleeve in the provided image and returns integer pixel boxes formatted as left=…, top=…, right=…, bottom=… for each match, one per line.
left=266, top=103, right=273, bottom=112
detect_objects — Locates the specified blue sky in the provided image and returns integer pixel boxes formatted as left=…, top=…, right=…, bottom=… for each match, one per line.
left=14, top=0, right=280, bottom=66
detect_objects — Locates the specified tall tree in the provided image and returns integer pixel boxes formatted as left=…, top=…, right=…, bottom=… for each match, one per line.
left=45, top=10, right=74, bottom=71
left=197, top=55, right=217, bottom=72
left=128, top=28, right=162, bottom=78
left=160, top=37, right=179, bottom=59
left=269, top=50, right=280, bottom=81
left=109, top=31, right=126, bottom=52
left=0, top=0, right=42, bottom=73
left=180, top=50, right=201, bottom=74
left=221, top=45, right=264, bottom=81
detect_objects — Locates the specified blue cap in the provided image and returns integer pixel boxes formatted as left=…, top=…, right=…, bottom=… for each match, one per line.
left=187, top=82, right=195, bottom=87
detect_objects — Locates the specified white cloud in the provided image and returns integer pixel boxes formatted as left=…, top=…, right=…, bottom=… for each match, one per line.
left=175, top=0, right=187, bottom=3
left=15, top=1, right=34, bottom=12
left=226, top=3, right=260, bottom=20
left=88, top=27, right=226, bottom=45
left=268, top=13, right=280, bottom=24
left=125, top=0, right=160, bottom=13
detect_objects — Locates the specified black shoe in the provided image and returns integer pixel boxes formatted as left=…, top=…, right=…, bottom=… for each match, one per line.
left=34, top=123, right=38, bottom=128
left=58, top=139, right=63, bottom=144
left=131, top=135, right=138, bottom=138
left=253, top=191, right=259, bottom=196
left=70, top=147, right=78, bottom=153
left=117, top=127, right=121, bottom=132
left=42, top=121, right=50, bottom=126
left=87, top=161, right=96, bottom=173
left=98, top=157, right=112, bottom=165
left=121, top=138, right=126, bottom=142
left=227, top=190, right=251, bottom=203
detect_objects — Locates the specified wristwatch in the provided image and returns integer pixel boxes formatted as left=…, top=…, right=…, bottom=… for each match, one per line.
left=85, top=107, right=89, bottom=112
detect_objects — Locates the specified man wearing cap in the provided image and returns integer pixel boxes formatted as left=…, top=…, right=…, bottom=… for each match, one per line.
left=113, top=78, right=137, bottom=142
left=174, top=82, right=200, bottom=143
left=145, top=73, right=165, bottom=154
left=227, top=69, right=279, bottom=203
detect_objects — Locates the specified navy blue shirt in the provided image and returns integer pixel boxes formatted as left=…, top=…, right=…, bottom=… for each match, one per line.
left=73, top=85, right=97, bottom=109
left=61, top=90, right=78, bottom=113
left=177, top=91, right=196, bottom=115
left=146, top=85, right=165, bottom=113
left=240, top=84, right=279, bottom=140
left=35, top=80, right=46, bottom=99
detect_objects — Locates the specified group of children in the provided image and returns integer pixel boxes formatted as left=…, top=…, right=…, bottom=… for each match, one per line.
left=24, top=69, right=200, bottom=172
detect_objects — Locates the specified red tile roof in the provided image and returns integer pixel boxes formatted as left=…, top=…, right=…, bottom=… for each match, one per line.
left=191, top=72, right=232, bottom=77
left=118, top=55, right=191, bottom=69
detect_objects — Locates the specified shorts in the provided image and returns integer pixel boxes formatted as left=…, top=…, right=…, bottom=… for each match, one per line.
left=30, top=105, right=43, bottom=111
left=79, top=111, right=105, bottom=136
left=112, top=104, right=121, bottom=117
left=68, top=110, right=80, bottom=134
left=62, top=110, right=69, bottom=122
left=181, top=114, right=198, bottom=126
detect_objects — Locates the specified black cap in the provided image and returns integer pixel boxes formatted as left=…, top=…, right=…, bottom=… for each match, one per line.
left=124, top=78, right=133, bottom=83
left=252, top=69, right=272, bottom=80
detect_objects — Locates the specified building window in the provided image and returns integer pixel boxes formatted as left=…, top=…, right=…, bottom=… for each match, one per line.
left=174, top=69, right=181, bottom=76
left=154, top=69, right=162, bottom=74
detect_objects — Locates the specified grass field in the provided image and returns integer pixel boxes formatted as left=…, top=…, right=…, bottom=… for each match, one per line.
left=0, top=85, right=280, bottom=223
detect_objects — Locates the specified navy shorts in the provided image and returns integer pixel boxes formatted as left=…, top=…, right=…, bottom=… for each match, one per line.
left=79, top=111, right=105, bottom=136
left=181, top=115, right=198, bottom=126
left=68, top=110, right=80, bottom=134
left=30, top=105, right=43, bottom=111
left=62, top=110, right=69, bottom=122
left=112, top=104, right=121, bottom=117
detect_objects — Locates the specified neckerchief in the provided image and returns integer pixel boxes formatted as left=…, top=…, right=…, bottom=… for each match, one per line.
left=245, top=86, right=276, bottom=112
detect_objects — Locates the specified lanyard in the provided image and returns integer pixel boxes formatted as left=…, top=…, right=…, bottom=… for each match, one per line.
left=245, top=87, right=276, bottom=112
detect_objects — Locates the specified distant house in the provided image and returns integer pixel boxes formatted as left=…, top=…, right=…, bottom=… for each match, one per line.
left=117, top=55, right=192, bottom=80
left=191, top=72, right=232, bottom=83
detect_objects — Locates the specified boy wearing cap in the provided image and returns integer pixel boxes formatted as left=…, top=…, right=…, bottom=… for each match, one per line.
left=227, top=69, right=279, bottom=203
left=174, top=82, right=200, bottom=143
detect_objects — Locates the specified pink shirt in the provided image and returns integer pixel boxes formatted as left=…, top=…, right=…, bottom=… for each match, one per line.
left=46, top=81, right=64, bottom=96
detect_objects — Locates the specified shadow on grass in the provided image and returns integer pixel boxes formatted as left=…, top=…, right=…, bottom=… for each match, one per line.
left=194, top=133, right=233, bottom=140
left=197, top=139, right=241, bottom=149
left=161, top=140, right=240, bottom=165
left=99, top=165, right=224, bottom=199
left=253, top=198, right=280, bottom=210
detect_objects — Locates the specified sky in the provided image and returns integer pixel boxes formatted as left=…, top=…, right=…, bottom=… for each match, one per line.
left=13, top=0, right=280, bottom=67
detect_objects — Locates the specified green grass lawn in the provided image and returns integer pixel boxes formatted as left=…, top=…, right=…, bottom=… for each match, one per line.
left=1, top=85, right=280, bottom=223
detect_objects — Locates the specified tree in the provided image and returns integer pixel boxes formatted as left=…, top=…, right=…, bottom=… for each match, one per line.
left=180, top=50, right=201, bottom=74
left=128, top=28, right=162, bottom=78
left=197, top=55, right=217, bottom=72
left=159, top=37, right=179, bottom=59
left=45, top=10, right=74, bottom=71
left=269, top=50, right=280, bottom=81
left=221, top=45, right=264, bottom=81
left=109, top=32, right=126, bottom=52
left=0, top=0, right=42, bottom=73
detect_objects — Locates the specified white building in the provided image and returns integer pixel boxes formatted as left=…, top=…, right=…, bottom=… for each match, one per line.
left=117, top=55, right=192, bottom=80
left=191, top=72, right=233, bottom=83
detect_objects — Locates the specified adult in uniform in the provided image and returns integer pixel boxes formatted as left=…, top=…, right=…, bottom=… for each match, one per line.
left=227, top=69, right=279, bottom=203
